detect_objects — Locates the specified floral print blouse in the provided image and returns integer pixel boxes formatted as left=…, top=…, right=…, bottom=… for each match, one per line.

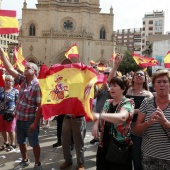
left=99, top=97, right=134, bottom=147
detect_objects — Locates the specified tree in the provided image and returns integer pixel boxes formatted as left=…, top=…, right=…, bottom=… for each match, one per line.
left=118, top=51, right=140, bottom=75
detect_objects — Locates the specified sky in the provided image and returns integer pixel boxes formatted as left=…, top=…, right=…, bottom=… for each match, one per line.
left=1, top=0, right=170, bottom=33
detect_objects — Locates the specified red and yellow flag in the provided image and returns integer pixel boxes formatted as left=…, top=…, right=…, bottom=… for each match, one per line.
left=0, top=51, right=9, bottom=67
left=65, top=43, right=79, bottom=59
left=38, top=63, right=106, bottom=121
left=14, top=45, right=27, bottom=72
left=97, top=65, right=106, bottom=72
left=132, top=53, right=159, bottom=67
left=164, top=51, right=170, bottom=68
left=0, top=10, right=19, bottom=34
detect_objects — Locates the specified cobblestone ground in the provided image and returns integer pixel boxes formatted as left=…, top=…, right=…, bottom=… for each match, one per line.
left=0, top=121, right=98, bottom=170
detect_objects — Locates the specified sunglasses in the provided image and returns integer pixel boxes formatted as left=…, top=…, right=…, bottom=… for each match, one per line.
left=135, top=73, right=144, bottom=76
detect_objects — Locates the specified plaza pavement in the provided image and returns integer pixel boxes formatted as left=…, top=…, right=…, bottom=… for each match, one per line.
left=0, top=121, right=98, bottom=170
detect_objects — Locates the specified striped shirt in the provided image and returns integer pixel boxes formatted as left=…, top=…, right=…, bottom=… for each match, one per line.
left=15, top=74, right=41, bottom=121
left=139, top=97, right=170, bottom=160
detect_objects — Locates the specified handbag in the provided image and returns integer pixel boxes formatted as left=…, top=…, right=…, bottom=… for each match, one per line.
left=2, top=89, right=14, bottom=122
left=3, top=110, right=14, bottom=122
left=105, top=135, right=130, bottom=164
left=104, top=100, right=131, bottom=164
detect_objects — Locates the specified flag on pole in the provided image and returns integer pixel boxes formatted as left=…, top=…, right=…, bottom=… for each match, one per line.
left=132, top=53, right=159, bottom=67
left=14, top=45, right=27, bottom=72
left=38, top=63, right=106, bottom=121
left=0, top=10, right=19, bottom=34
left=109, top=53, right=116, bottom=62
left=164, top=51, right=170, bottom=68
left=65, top=43, right=79, bottom=59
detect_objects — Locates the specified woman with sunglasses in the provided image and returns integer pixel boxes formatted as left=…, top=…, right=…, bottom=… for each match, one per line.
left=0, top=75, right=19, bottom=151
left=126, top=70, right=153, bottom=170
left=134, top=69, right=170, bottom=169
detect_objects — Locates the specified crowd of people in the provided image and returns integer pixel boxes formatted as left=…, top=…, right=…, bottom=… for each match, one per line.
left=0, top=48, right=170, bottom=170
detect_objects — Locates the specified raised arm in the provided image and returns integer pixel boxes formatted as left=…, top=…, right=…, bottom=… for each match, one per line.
left=107, top=53, right=122, bottom=83
left=0, top=48, right=18, bottom=78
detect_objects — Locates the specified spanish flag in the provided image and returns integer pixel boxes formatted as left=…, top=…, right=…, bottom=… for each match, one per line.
left=0, top=51, right=9, bottom=67
left=164, top=51, right=170, bottom=68
left=65, top=43, right=79, bottom=59
left=0, top=10, right=19, bottom=34
left=38, top=63, right=106, bottom=121
left=132, top=53, right=159, bottom=67
left=14, top=46, right=27, bottom=72
left=97, top=65, right=106, bottom=72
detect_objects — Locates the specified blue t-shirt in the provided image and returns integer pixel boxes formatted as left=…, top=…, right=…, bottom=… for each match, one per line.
left=0, top=87, right=19, bottom=115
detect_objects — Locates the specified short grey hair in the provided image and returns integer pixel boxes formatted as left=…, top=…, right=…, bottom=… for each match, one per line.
left=27, top=62, right=39, bottom=76
left=5, top=75, right=15, bottom=85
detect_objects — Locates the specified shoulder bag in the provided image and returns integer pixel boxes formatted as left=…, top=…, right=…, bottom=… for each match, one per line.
left=105, top=100, right=131, bottom=164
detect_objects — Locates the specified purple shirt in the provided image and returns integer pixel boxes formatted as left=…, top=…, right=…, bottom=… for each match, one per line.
left=15, top=74, right=41, bottom=121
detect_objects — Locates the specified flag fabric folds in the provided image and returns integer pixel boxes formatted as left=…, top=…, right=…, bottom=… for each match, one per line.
left=164, top=51, right=170, bottom=68
left=0, top=10, right=19, bottom=34
left=38, top=63, right=106, bottom=121
left=65, top=43, right=79, bottom=59
left=132, top=53, right=159, bottom=67
left=14, top=45, right=27, bottom=72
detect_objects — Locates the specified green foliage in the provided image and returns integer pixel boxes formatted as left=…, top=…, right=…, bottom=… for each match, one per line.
left=118, top=51, right=140, bottom=75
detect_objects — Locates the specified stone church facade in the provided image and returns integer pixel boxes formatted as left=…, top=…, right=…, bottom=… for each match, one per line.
left=19, top=0, right=114, bottom=66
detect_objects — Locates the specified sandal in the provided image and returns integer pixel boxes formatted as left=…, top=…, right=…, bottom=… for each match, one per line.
left=0, top=143, right=9, bottom=151
left=6, top=145, right=16, bottom=152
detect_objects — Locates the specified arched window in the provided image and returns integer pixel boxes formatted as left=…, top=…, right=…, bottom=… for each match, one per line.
left=100, top=27, right=106, bottom=39
left=29, top=23, right=36, bottom=36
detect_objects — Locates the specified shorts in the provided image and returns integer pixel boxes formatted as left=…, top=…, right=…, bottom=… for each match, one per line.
left=0, top=114, right=16, bottom=132
left=16, top=119, right=40, bottom=147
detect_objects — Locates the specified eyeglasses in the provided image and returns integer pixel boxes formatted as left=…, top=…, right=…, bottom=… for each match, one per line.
left=155, top=80, right=169, bottom=84
left=135, top=73, right=144, bottom=77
